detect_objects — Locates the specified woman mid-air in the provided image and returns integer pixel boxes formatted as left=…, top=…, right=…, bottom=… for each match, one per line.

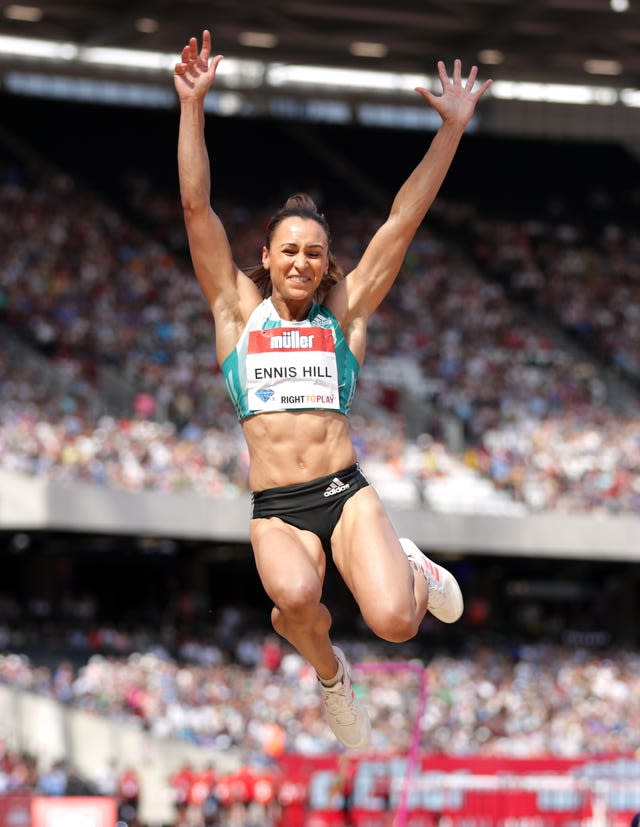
left=174, top=29, right=491, bottom=749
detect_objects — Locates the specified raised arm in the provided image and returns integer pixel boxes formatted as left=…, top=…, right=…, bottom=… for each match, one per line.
left=174, top=31, right=254, bottom=356
left=332, top=59, right=492, bottom=321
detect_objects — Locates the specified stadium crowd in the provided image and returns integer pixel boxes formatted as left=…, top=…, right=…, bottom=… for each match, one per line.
left=459, top=201, right=640, bottom=385
left=1, top=619, right=639, bottom=760
left=1, top=627, right=640, bottom=826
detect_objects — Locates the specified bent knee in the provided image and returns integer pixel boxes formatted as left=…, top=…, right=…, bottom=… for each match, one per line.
left=363, top=604, right=420, bottom=643
left=271, top=577, right=323, bottom=623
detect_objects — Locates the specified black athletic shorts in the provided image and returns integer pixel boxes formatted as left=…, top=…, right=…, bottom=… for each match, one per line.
left=250, top=462, right=370, bottom=550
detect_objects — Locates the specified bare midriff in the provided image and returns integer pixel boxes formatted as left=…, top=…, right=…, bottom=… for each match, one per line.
left=242, top=409, right=357, bottom=491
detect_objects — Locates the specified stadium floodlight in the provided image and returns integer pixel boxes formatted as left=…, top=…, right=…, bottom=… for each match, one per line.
left=79, top=46, right=175, bottom=71
left=620, top=88, right=640, bottom=107
left=237, top=31, right=278, bottom=49
left=491, top=79, right=619, bottom=105
left=0, top=34, right=77, bottom=60
left=4, top=4, right=43, bottom=22
left=349, top=41, right=388, bottom=58
left=213, top=57, right=266, bottom=88
left=584, top=58, right=623, bottom=76
left=0, top=32, right=637, bottom=114
left=267, top=61, right=430, bottom=93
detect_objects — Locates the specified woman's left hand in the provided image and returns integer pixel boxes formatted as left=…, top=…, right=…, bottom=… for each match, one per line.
left=415, top=59, right=492, bottom=128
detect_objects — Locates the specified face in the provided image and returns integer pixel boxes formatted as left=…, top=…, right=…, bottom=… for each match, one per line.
left=262, top=217, right=329, bottom=304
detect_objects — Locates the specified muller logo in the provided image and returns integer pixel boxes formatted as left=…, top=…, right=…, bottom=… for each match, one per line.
left=270, top=330, right=315, bottom=349
left=249, top=326, right=334, bottom=354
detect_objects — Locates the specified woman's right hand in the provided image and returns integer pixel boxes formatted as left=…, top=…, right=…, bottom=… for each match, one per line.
left=173, top=29, right=223, bottom=102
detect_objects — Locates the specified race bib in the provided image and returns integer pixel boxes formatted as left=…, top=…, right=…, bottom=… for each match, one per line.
left=246, top=326, right=340, bottom=412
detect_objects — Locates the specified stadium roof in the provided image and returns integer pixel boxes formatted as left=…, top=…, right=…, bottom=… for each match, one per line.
left=1, top=1, right=639, bottom=143
left=0, top=0, right=638, bottom=88
left=0, top=0, right=640, bottom=87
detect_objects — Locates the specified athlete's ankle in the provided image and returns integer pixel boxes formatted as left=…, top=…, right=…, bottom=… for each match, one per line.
left=318, top=654, right=343, bottom=687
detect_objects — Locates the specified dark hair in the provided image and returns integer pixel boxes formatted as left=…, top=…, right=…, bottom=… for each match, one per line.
left=244, top=193, right=344, bottom=302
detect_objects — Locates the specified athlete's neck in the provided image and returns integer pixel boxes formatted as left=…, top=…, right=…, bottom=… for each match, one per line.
left=270, top=295, right=314, bottom=322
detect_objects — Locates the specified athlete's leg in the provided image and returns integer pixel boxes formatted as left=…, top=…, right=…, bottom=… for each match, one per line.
left=330, top=486, right=429, bottom=642
left=250, top=516, right=337, bottom=679
left=251, top=516, right=371, bottom=749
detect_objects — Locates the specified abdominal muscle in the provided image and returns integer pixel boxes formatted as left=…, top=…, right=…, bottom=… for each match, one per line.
left=242, top=409, right=357, bottom=491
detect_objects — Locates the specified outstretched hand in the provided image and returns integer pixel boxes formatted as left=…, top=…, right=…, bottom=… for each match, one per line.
left=415, top=59, right=492, bottom=128
left=173, top=29, right=223, bottom=102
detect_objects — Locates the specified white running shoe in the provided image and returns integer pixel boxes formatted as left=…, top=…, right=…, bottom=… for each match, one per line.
left=400, top=537, right=464, bottom=623
left=318, top=646, right=371, bottom=750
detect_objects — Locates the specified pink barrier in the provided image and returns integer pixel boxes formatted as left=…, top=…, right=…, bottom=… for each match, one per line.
left=354, top=661, right=427, bottom=827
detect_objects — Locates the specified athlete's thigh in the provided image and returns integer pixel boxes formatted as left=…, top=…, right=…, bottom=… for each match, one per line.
left=250, top=517, right=326, bottom=603
left=330, top=486, right=413, bottom=608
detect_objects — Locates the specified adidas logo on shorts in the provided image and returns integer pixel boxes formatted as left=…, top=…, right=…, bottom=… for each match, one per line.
left=324, top=476, right=350, bottom=497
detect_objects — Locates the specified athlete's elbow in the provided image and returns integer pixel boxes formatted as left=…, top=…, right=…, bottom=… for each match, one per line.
left=181, top=196, right=209, bottom=216
left=181, top=200, right=215, bottom=231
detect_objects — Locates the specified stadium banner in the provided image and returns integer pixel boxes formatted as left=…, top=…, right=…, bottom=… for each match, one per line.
left=277, top=753, right=640, bottom=827
left=0, top=793, right=32, bottom=827
left=30, top=797, right=117, bottom=827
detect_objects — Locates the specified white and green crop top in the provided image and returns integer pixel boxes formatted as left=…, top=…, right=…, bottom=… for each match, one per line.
left=222, top=298, right=360, bottom=421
